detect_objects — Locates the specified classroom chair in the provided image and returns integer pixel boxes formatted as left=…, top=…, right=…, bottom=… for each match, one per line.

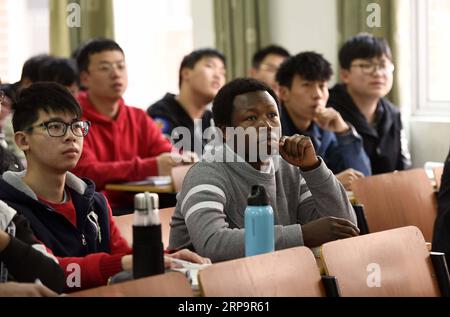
left=351, top=168, right=437, bottom=241
left=198, top=246, right=326, bottom=297
left=321, top=226, right=446, bottom=296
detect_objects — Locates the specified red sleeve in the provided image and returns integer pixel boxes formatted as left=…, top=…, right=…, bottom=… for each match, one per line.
left=74, top=152, right=159, bottom=190
left=73, top=111, right=173, bottom=190
left=57, top=252, right=125, bottom=291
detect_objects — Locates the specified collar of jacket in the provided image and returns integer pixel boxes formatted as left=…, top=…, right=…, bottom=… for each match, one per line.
left=2, top=170, right=88, bottom=201
left=329, top=84, right=395, bottom=139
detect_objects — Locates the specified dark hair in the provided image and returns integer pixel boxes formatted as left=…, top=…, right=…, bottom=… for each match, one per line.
left=179, top=48, right=226, bottom=88
left=75, top=38, right=124, bottom=73
left=339, top=33, right=392, bottom=70
left=0, top=147, right=23, bottom=174
left=0, top=83, right=18, bottom=106
left=212, top=78, right=279, bottom=128
left=39, top=57, right=78, bottom=87
left=252, top=45, right=290, bottom=68
left=12, top=82, right=81, bottom=132
left=20, top=54, right=53, bottom=83
left=276, top=51, right=333, bottom=88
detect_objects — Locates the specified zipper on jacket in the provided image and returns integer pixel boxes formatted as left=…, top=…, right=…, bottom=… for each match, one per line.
left=81, top=234, right=87, bottom=246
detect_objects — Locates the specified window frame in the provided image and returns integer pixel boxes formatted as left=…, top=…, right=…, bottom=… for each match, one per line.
left=412, top=0, right=450, bottom=117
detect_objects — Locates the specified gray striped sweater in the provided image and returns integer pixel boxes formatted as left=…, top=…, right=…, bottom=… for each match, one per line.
left=169, top=145, right=356, bottom=262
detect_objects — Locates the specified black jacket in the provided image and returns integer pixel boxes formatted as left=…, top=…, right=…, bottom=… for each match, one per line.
left=0, top=208, right=65, bottom=293
left=432, top=148, right=450, bottom=264
left=328, top=84, right=411, bottom=174
left=147, top=93, right=213, bottom=154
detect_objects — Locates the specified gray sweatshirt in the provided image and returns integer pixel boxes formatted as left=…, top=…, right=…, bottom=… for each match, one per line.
left=169, top=145, right=356, bottom=262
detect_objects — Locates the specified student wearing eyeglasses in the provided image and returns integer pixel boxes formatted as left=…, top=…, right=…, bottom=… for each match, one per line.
left=328, top=33, right=411, bottom=174
left=72, top=38, right=196, bottom=213
left=0, top=82, right=209, bottom=292
left=249, top=45, right=291, bottom=98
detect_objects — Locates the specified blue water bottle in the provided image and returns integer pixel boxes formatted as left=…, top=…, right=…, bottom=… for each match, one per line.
left=245, top=185, right=275, bottom=256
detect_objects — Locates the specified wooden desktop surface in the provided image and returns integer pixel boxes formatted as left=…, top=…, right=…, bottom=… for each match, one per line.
left=105, top=183, right=174, bottom=193
left=70, top=272, right=193, bottom=297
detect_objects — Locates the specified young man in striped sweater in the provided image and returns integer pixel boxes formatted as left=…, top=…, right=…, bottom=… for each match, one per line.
left=169, top=78, right=359, bottom=262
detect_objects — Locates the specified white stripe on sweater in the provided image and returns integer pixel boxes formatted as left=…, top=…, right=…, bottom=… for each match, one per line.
left=181, top=184, right=226, bottom=211
left=185, top=201, right=224, bottom=222
left=299, top=191, right=312, bottom=203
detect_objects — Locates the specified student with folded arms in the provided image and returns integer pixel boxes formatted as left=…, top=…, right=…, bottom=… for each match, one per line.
left=169, top=78, right=358, bottom=262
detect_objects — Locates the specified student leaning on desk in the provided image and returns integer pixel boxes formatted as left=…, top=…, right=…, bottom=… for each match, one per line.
left=0, top=83, right=209, bottom=293
left=169, top=78, right=359, bottom=263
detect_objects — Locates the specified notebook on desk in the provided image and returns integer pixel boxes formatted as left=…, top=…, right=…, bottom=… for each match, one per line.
left=122, top=176, right=172, bottom=186
left=168, top=257, right=211, bottom=293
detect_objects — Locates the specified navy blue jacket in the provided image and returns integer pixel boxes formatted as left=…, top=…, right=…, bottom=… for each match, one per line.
left=281, top=105, right=371, bottom=176
left=0, top=172, right=111, bottom=258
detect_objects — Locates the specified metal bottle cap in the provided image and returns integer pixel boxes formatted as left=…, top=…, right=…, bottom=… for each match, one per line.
left=134, top=192, right=159, bottom=210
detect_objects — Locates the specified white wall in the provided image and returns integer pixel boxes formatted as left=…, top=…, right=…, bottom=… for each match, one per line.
left=410, top=119, right=450, bottom=167
left=190, top=0, right=339, bottom=81
left=115, top=0, right=193, bottom=108
left=191, top=0, right=215, bottom=48
left=268, top=0, right=339, bottom=84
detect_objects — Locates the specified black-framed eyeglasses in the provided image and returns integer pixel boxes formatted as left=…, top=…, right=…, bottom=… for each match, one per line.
left=27, top=120, right=91, bottom=137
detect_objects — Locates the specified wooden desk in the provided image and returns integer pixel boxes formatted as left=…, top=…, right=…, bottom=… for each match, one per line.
left=105, top=183, right=174, bottom=193
left=70, top=272, right=193, bottom=297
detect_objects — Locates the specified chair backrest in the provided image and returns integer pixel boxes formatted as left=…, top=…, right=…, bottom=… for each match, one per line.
left=171, top=164, right=194, bottom=192
left=198, top=246, right=326, bottom=297
left=351, top=168, right=437, bottom=241
left=434, top=166, right=444, bottom=191
left=321, top=226, right=441, bottom=297
left=70, top=272, right=193, bottom=297
left=114, top=207, right=175, bottom=249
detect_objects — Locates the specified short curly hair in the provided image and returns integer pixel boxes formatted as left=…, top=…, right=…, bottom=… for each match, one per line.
left=212, top=78, right=279, bottom=128
left=276, top=51, right=333, bottom=89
